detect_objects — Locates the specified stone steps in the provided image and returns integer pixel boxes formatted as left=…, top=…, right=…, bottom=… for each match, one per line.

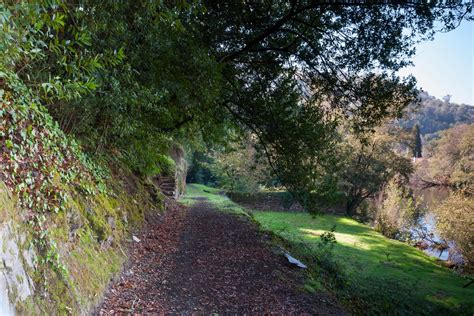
left=154, top=176, right=177, bottom=199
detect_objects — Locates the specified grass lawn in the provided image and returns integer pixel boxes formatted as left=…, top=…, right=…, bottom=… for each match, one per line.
left=184, top=184, right=474, bottom=315
left=253, top=211, right=474, bottom=315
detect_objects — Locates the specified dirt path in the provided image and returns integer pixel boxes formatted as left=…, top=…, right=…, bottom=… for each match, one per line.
left=97, top=200, right=347, bottom=315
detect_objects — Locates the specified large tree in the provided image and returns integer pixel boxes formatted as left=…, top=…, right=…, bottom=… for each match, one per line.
left=183, top=1, right=471, bottom=209
left=3, top=0, right=471, bottom=209
left=339, top=126, right=413, bottom=215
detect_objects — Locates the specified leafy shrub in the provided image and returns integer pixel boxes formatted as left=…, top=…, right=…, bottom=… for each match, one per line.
left=315, top=228, right=347, bottom=289
left=374, top=179, right=422, bottom=241
left=119, top=134, right=173, bottom=177
left=320, top=225, right=337, bottom=244
left=435, top=192, right=474, bottom=267
left=156, top=154, right=176, bottom=177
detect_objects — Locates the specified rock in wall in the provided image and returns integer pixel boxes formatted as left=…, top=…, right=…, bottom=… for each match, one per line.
left=0, top=183, right=35, bottom=316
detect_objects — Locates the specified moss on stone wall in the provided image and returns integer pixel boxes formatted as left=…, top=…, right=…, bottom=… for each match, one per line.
left=1, top=164, right=165, bottom=315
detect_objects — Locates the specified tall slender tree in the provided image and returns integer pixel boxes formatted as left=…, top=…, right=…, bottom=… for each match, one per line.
left=412, top=124, right=423, bottom=158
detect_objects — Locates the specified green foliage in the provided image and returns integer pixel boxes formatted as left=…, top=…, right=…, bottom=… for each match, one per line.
left=50, top=0, right=227, bottom=161
left=374, top=179, right=423, bottom=241
left=186, top=152, right=220, bottom=186
left=0, top=1, right=112, bottom=103
left=435, top=192, right=474, bottom=267
left=118, top=132, right=173, bottom=177
left=320, top=225, right=337, bottom=245
left=1, top=0, right=227, bottom=182
left=158, top=155, right=177, bottom=177
left=182, top=1, right=471, bottom=207
left=5, top=0, right=472, bottom=208
left=338, top=126, right=414, bottom=215
left=0, top=0, right=112, bottom=293
left=207, top=138, right=275, bottom=192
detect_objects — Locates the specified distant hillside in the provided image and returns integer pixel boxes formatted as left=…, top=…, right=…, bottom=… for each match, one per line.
left=397, top=92, right=474, bottom=136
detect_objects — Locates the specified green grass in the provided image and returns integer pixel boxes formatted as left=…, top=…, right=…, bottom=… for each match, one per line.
left=253, top=211, right=474, bottom=315
left=184, top=184, right=474, bottom=315
left=182, top=184, right=249, bottom=217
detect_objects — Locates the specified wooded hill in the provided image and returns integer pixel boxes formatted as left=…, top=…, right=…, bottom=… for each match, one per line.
left=398, top=92, right=474, bottom=137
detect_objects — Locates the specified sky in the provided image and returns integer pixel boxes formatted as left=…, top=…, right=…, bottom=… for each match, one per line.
left=398, top=20, right=473, bottom=105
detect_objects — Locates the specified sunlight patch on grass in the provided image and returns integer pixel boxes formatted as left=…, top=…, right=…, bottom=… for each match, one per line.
left=253, top=210, right=474, bottom=314
left=183, top=184, right=474, bottom=315
left=299, top=228, right=365, bottom=248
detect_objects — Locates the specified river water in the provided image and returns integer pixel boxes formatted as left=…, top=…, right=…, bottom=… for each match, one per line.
left=411, top=187, right=463, bottom=263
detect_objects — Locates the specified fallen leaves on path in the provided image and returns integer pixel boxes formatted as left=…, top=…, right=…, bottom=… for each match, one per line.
left=97, top=200, right=347, bottom=315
